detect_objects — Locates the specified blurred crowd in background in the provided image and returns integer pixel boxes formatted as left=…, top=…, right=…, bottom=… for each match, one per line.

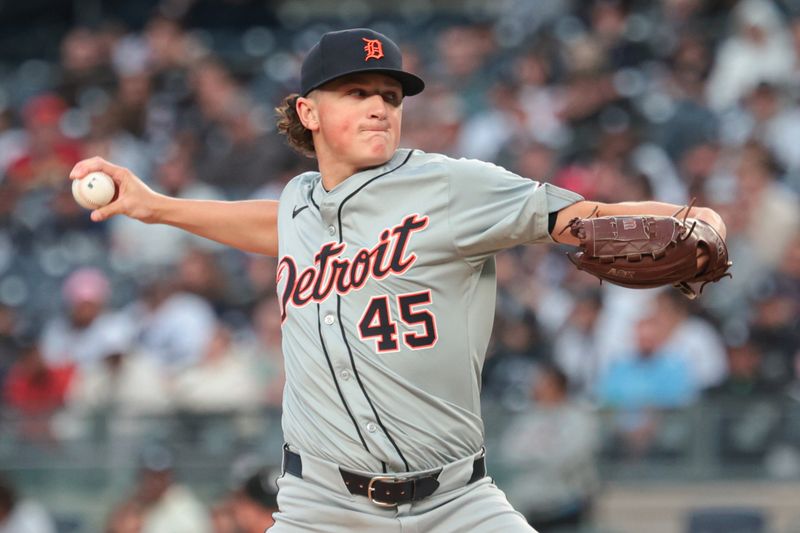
left=1, top=0, right=800, bottom=531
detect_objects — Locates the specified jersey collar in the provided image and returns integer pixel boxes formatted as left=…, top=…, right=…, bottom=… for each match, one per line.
left=311, top=149, right=413, bottom=207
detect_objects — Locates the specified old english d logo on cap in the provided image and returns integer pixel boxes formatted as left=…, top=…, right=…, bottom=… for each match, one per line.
left=362, top=38, right=384, bottom=61
left=300, top=28, right=425, bottom=96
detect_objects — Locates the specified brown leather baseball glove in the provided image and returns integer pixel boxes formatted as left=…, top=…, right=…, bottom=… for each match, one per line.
left=563, top=207, right=732, bottom=298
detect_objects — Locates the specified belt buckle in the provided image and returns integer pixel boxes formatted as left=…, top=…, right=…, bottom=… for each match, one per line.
left=367, top=475, right=407, bottom=508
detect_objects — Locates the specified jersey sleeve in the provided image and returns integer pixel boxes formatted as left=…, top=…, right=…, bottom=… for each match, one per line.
left=446, top=157, right=583, bottom=266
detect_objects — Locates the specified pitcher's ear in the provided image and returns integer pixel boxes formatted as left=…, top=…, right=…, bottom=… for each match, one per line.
left=296, top=97, right=319, bottom=131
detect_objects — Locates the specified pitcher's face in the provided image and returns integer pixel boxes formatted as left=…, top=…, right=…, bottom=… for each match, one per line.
left=302, top=73, right=404, bottom=172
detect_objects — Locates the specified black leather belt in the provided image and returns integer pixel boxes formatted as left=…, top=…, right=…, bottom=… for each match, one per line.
left=283, top=447, right=486, bottom=507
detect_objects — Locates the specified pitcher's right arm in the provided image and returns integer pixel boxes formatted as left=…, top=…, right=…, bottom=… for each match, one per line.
left=69, top=157, right=279, bottom=257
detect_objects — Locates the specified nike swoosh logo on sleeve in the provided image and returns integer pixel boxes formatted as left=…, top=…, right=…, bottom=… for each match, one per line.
left=292, top=205, right=309, bottom=218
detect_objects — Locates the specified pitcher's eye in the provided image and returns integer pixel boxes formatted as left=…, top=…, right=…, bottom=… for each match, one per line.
left=383, top=92, right=402, bottom=105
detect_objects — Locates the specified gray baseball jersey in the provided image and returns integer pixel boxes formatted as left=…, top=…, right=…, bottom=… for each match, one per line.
left=276, top=148, right=582, bottom=474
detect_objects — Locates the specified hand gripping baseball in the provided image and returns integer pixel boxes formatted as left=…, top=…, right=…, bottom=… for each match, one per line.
left=69, top=157, right=161, bottom=223
left=563, top=203, right=732, bottom=298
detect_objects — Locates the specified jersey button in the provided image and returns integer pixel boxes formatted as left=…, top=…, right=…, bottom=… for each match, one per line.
left=365, top=422, right=378, bottom=433
left=339, top=369, right=351, bottom=381
left=328, top=225, right=336, bottom=236
left=324, top=314, right=335, bottom=325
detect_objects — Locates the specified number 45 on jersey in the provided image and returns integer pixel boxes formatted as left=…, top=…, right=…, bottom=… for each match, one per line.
left=358, top=291, right=438, bottom=353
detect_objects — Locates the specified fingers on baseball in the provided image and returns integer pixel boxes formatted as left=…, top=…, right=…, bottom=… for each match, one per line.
left=90, top=202, right=120, bottom=222
left=90, top=188, right=124, bottom=222
left=70, top=156, right=127, bottom=183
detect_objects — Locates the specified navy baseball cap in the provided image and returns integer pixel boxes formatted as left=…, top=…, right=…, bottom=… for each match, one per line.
left=300, top=28, right=425, bottom=97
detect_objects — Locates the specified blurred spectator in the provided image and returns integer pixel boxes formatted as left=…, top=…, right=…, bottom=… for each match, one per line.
left=598, top=124, right=687, bottom=205
left=240, top=255, right=278, bottom=307
left=596, top=299, right=697, bottom=457
left=789, top=351, right=800, bottom=402
left=494, top=0, right=568, bottom=41
left=4, top=94, right=83, bottom=191
left=210, top=499, right=236, bottom=533
left=456, top=80, right=531, bottom=161
left=555, top=35, right=621, bottom=159
left=172, top=322, right=261, bottom=413
left=40, top=267, right=130, bottom=368
left=175, top=248, right=231, bottom=314
left=401, top=84, right=463, bottom=155
left=552, top=288, right=605, bottom=398
left=244, top=296, right=285, bottom=408
left=706, top=341, right=772, bottom=400
left=657, top=33, right=718, bottom=164
left=722, top=82, right=800, bottom=177
left=109, top=142, right=226, bottom=268
left=494, top=249, right=532, bottom=319
left=706, top=341, right=782, bottom=464
left=432, top=25, right=496, bottom=116
left=105, top=501, right=145, bottom=533
left=528, top=248, right=603, bottom=337
left=0, top=474, right=56, bottom=533
left=791, top=14, right=800, bottom=94
left=231, top=468, right=278, bottom=532
left=513, top=52, right=569, bottom=150
left=185, top=57, right=245, bottom=145
left=736, top=142, right=800, bottom=269
left=0, top=109, right=26, bottom=176
left=123, top=271, right=216, bottom=373
left=707, top=141, right=800, bottom=321
left=141, top=15, right=200, bottom=109
left=506, top=140, right=558, bottom=184
left=2, top=334, right=74, bottom=444
left=109, top=444, right=211, bottom=533
left=83, top=106, right=152, bottom=184
left=587, top=0, right=650, bottom=70
left=65, top=320, right=171, bottom=417
left=498, top=363, right=599, bottom=531
left=677, top=140, right=724, bottom=208
left=0, top=305, right=21, bottom=397
left=136, top=16, right=203, bottom=160
left=58, top=27, right=116, bottom=107
left=187, top=58, right=301, bottom=199
left=705, top=0, right=795, bottom=111
left=597, top=295, right=699, bottom=408
left=653, top=290, right=728, bottom=390
left=195, top=99, right=298, bottom=199
left=483, top=309, right=550, bottom=410
left=109, top=70, right=154, bottom=140
left=747, top=270, right=800, bottom=388
left=213, top=467, right=278, bottom=533
left=143, top=16, right=195, bottom=78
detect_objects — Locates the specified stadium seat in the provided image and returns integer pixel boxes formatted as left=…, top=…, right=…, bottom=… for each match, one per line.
left=686, top=507, right=766, bottom=533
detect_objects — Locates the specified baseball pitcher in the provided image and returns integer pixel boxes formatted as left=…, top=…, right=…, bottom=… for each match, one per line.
left=70, top=28, right=729, bottom=532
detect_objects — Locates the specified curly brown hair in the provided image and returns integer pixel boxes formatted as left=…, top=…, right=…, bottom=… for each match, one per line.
left=275, top=94, right=315, bottom=158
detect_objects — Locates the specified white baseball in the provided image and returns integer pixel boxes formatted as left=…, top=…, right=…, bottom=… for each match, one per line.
left=72, top=171, right=117, bottom=210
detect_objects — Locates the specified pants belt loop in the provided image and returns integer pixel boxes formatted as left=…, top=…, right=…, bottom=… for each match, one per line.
left=283, top=445, right=303, bottom=479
